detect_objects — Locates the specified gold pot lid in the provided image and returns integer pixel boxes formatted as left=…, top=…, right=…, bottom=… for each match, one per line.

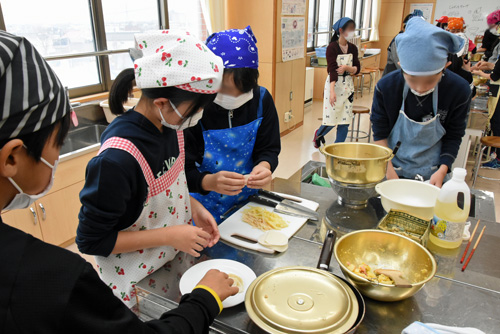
left=245, top=266, right=359, bottom=334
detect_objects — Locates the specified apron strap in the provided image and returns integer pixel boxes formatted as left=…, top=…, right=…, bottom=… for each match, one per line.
left=402, top=83, right=439, bottom=116
left=257, top=86, right=266, bottom=118
left=97, top=131, right=185, bottom=193
left=98, top=137, right=156, bottom=188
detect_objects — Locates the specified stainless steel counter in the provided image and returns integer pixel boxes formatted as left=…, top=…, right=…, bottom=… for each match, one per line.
left=137, top=162, right=500, bottom=333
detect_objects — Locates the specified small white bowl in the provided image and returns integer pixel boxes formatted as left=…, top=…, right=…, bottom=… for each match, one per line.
left=375, top=180, right=440, bottom=220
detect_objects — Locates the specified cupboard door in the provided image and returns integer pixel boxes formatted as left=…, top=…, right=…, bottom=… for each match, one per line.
left=38, top=181, right=85, bottom=246
left=1, top=207, right=43, bottom=240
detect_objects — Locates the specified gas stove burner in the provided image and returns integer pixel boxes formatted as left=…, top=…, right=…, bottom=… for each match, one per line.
left=324, top=197, right=386, bottom=236
left=329, top=179, right=379, bottom=209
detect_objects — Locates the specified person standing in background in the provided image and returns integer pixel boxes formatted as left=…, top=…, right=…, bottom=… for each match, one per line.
left=478, top=10, right=500, bottom=61
left=382, top=10, right=424, bottom=77
left=436, top=16, right=449, bottom=30
left=313, top=17, right=360, bottom=148
left=472, top=23, right=500, bottom=169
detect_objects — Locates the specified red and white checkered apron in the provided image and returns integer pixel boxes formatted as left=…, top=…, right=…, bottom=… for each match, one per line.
left=94, top=131, right=192, bottom=308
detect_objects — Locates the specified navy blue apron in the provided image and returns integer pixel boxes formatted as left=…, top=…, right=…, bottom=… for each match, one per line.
left=191, top=87, right=265, bottom=223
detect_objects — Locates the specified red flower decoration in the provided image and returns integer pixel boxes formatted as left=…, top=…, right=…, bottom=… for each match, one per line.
left=178, top=60, right=183, bottom=65
left=208, top=79, right=213, bottom=84
left=191, top=76, right=196, bottom=81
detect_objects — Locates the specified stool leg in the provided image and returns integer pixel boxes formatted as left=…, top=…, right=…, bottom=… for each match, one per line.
left=361, top=75, right=364, bottom=98
left=350, top=116, right=355, bottom=142
left=367, top=115, right=372, bottom=143
left=356, top=113, right=361, bottom=142
left=369, top=73, right=373, bottom=94
left=472, top=145, right=487, bottom=187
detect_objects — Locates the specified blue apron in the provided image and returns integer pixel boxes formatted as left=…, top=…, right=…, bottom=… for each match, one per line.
left=387, top=84, right=446, bottom=180
left=191, top=87, right=265, bottom=223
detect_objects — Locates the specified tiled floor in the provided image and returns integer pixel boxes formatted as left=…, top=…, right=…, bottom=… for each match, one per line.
left=67, top=91, right=500, bottom=264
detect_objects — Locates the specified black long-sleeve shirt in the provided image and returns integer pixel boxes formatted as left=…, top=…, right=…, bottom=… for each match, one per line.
left=482, top=29, right=499, bottom=61
left=0, top=219, right=220, bottom=334
left=185, top=86, right=281, bottom=194
left=371, top=69, right=471, bottom=170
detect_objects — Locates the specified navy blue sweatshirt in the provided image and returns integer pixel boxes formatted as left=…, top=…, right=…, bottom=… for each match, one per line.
left=371, top=69, right=471, bottom=170
left=77, top=110, right=181, bottom=257
left=185, top=86, right=281, bottom=194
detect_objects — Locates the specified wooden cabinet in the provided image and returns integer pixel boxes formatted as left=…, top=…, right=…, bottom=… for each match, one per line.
left=37, top=181, right=85, bottom=246
left=1, top=207, right=43, bottom=240
left=1, top=150, right=96, bottom=246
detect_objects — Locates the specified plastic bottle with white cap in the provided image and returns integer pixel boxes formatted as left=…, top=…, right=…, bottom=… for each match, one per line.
left=429, top=168, right=471, bottom=249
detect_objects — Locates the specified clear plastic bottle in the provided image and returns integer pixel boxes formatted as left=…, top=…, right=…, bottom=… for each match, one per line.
left=429, top=168, right=471, bottom=249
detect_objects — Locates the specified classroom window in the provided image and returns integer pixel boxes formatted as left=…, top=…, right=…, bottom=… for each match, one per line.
left=0, top=0, right=209, bottom=98
left=307, top=0, right=373, bottom=51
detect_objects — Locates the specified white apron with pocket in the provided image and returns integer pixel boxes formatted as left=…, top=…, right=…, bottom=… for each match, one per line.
left=322, top=53, right=355, bottom=126
left=94, top=131, right=191, bottom=308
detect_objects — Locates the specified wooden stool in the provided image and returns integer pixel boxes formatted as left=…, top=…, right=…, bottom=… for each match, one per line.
left=364, top=67, right=380, bottom=93
left=472, top=136, right=500, bottom=187
left=348, top=106, right=371, bottom=142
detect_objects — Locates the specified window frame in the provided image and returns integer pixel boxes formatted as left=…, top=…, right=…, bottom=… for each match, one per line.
left=0, top=0, right=170, bottom=98
left=307, top=0, right=372, bottom=52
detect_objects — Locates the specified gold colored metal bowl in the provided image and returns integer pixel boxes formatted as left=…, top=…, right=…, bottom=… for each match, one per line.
left=334, top=230, right=436, bottom=302
left=320, top=143, right=394, bottom=184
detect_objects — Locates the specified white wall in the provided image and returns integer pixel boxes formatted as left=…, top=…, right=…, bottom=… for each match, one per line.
left=435, top=0, right=500, bottom=38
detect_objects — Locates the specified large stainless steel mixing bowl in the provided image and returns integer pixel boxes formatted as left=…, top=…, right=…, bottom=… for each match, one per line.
left=320, top=143, right=394, bottom=184
left=334, top=230, right=436, bottom=302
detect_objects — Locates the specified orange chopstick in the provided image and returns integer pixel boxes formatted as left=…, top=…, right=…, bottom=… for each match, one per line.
left=461, top=226, right=486, bottom=272
left=460, top=220, right=480, bottom=264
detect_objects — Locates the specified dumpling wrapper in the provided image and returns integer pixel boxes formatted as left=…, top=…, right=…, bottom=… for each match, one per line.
left=258, top=231, right=289, bottom=253
left=228, top=273, right=244, bottom=293
left=243, top=175, right=250, bottom=185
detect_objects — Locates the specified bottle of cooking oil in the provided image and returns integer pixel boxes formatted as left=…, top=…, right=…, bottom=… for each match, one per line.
left=429, top=168, right=470, bottom=249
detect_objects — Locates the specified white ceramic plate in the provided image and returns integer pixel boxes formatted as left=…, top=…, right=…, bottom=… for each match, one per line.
left=179, top=259, right=257, bottom=308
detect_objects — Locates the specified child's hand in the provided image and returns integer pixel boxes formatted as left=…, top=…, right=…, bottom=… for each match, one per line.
left=165, top=225, right=211, bottom=257
left=191, top=198, right=220, bottom=247
left=197, top=269, right=239, bottom=301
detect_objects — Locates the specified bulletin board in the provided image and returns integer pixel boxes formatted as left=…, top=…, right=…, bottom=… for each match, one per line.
left=434, top=0, right=500, bottom=39
left=282, top=0, right=307, bottom=15
left=281, top=17, right=305, bottom=61
left=410, top=3, right=434, bottom=23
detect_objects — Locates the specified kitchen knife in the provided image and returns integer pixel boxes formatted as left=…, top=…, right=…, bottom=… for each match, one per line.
left=258, top=189, right=319, bottom=217
left=248, top=195, right=319, bottom=221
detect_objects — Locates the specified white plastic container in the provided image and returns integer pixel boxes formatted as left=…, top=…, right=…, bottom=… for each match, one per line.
left=100, top=98, right=139, bottom=124
left=429, top=168, right=471, bottom=249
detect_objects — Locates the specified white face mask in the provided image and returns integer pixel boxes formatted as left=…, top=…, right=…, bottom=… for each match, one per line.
left=411, top=87, right=435, bottom=97
left=214, top=90, right=254, bottom=110
left=345, top=31, right=355, bottom=39
left=159, top=100, right=203, bottom=131
left=490, top=25, right=500, bottom=36
left=4, top=154, right=58, bottom=211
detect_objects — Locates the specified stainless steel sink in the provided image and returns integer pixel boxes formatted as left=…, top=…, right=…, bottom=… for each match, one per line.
left=60, top=124, right=106, bottom=155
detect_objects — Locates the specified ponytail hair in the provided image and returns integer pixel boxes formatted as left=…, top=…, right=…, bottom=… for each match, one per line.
left=109, top=68, right=217, bottom=119
left=330, top=19, right=356, bottom=44
left=109, top=68, right=135, bottom=115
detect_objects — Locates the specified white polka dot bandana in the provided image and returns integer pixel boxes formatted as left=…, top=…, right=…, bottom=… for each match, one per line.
left=133, top=30, right=223, bottom=94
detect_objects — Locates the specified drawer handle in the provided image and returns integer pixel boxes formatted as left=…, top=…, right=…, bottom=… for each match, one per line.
left=39, top=203, right=46, bottom=220
left=30, top=207, right=38, bottom=225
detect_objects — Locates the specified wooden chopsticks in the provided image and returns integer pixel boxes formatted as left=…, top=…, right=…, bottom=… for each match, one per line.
left=460, top=220, right=480, bottom=264
left=461, top=221, right=486, bottom=272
